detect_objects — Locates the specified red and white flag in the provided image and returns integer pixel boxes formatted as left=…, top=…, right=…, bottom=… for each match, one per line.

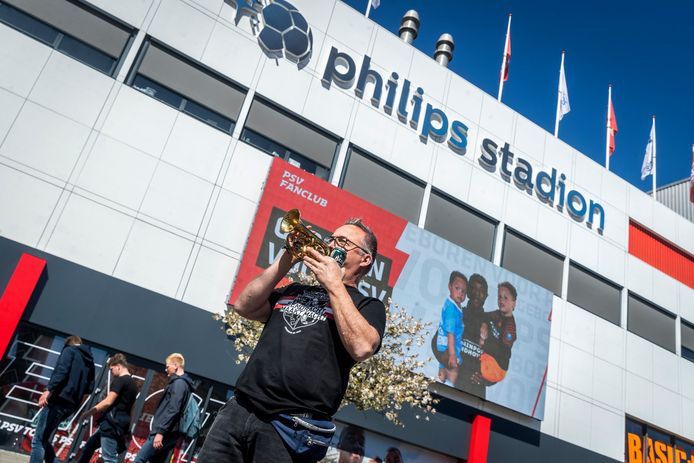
left=497, top=14, right=512, bottom=101
left=690, top=145, right=694, bottom=203
left=607, top=89, right=618, bottom=155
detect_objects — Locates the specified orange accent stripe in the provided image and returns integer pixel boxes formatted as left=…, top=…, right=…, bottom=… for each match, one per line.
left=629, top=220, right=694, bottom=289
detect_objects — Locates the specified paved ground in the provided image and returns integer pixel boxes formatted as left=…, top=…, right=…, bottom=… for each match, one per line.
left=0, top=449, right=29, bottom=463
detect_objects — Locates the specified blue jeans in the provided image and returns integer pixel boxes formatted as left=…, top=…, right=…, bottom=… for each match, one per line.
left=29, top=403, right=74, bottom=463
left=75, top=429, right=119, bottom=463
left=196, top=397, right=315, bottom=463
left=133, top=432, right=179, bottom=463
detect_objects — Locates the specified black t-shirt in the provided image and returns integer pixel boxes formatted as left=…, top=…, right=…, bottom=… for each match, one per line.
left=235, top=283, right=386, bottom=417
left=104, top=374, right=137, bottom=421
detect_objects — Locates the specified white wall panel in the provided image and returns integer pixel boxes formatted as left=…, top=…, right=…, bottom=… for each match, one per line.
left=626, top=255, right=653, bottom=301
left=369, top=27, right=414, bottom=78
left=161, top=115, right=231, bottom=183
left=29, top=52, right=113, bottom=127
left=593, top=316, right=625, bottom=368
left=388, top=124, right=433, bottom=182
left=683, top=397, right=694, bottom=439
left=0, top=165, right=61, bottom=246
left=652, top=384, right=681, bottom=435
left=349, top=103, right=397, bottom=160
left=204, top=188, right=256, bottom=253
left=556, top=392, right=591, bottom=449
left=466, top=169, right=506, bottom=219
left=536, top=206, right=569, bottom=256
left=569, top=224, right=599, bottom=270
left=592, top=357, right=624, bottom=410
left=113, top=219, right=194, bottom=297
left=190, top=0, right=224, bottom=15
left=589, top=405, right=624, bottom=461
left=407, top=50, right=449, bottom=105
left=0, top=88, right=23, bottom=142
left=513, top=116, right=546, bottom=165
left=222, top=142, right=272, bottom=203
left=547, top=335, right=561, bottom=386
left=149, top=0, right=216, bottom=60
left=600, top=169, right=628, bottom=211
left=652, top=346, right=679, bottom=393
left=46, top=194, right=134, bottom=274
left=573, top=154, right=603, bottom=202
left=431, top=149, right=472, bottom=205
left=446, top=75, right=484, bottom=128
left=101, top=87, right=178, bottom=157
left=479, top=95, right=514, bottom=142
left=302, top=78, right=355, bottom=138
left=542, top=138, right=575, bottom=183
left=200, top=21, right=262, bottom=88
left=562, top=302, right=596, bottom=354
left=626, top=332, right=653, bottom=380
left=76, top=135, right=158, bottom=210
left=560, top=342, right=594, bottom=397
left=140, top=162, right=214, bottom=235
left=503, top=187, right=539, bottom=241
left=287, top=0, right=334, bottom=33
left=328, top=1, right=374, bottom=56
left=680, top=285, right=694, bottom=323
left=628, top=185, right=654, bottom=229
left=597, top=239, right=626, bottom=286
left=679, top=359, right=694, bottom=400
left=182, top=245, right=239, bottom=313
left=255, top=59, right=313, bottom=116
left=1, top=102, right=90, bottom=181
left=625, top=371, right=653, bottom=422
left=650, top=270, right=679, bottom=315
left=0, top=25, right=51, bottom=97
left=540, top=384, right=559, bottom=436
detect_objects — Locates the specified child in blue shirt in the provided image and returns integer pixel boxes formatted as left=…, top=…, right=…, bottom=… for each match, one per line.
left=436, top=271, right=468, bottom=386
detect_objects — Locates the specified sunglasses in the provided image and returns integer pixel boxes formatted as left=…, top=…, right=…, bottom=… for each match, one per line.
left=324, top=235, right=370, bottom=255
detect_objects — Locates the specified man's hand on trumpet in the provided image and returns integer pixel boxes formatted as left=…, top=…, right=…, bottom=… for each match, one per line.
left=303, top=248, right=344, bottom=291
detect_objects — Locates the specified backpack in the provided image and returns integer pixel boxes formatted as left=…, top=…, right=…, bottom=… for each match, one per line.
left=178, top=393, right=203, bottom=439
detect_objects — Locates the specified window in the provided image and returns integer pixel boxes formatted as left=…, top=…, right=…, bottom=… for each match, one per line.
left=129, top=40, right=246, bottom=134
left=501, top=229, right=564, bottom=296
left=567, top=262, right=621, bottom=325
left=241, top=99, right=339, bottom=180
left=341, top=148, right=425, bottom=223
left=682, top=320, right=694, bottom=362
left=0, top=0, right=132, bottom=75
left=627, top=293, right=676, bottom=353
left=424, top=190, right=496, bottom=260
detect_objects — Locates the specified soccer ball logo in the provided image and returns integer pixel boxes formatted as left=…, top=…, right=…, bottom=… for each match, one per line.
left=231, top=0, right=313, bottom=69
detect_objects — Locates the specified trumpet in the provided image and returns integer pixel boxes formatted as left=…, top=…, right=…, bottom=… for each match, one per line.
left=280, top=209, right=346, bottom=266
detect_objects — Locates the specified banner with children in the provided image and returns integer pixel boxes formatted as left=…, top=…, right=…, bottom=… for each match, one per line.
left=230, top=158, right=552, bottom=419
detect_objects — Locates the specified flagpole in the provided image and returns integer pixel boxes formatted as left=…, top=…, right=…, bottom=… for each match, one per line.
left=498, top=14, right=512, bottom=102
left=365, top=0, right=372, bottom=17
left=652, top=115, right=657, bottom=201
left=554, top=51, right=565, bottom=137
left=606, top=85, right=612, bottom=170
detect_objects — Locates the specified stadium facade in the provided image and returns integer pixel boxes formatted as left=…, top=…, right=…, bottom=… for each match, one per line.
left=0, top=0, right=693, bottom=462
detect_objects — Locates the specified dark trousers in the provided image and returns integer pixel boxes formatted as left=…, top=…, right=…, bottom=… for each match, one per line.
left=197, top=397, right=314, bottom=463
left=29, top=403, right=74, bottom=463
left=132, top=432, right=179, bottom=463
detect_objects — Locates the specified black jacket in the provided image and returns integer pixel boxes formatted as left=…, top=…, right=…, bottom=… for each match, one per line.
left=47, top=344, right=95, bottom=407
left=151, top=373, right=194, bottom=435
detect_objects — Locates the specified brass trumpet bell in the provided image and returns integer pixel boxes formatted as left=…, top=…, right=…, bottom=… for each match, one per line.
left=280, top=209, right=332, bottom=259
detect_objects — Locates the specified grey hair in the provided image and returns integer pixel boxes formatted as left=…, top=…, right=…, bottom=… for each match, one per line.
left=344, top=218, right=377, bottom=274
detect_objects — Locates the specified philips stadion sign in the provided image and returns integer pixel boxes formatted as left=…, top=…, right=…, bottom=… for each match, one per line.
left=234, top=0, right=606, bottom=233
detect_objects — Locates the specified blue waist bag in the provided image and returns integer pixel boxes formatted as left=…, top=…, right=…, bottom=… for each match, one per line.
left=270, top=414, right=336, bottom=461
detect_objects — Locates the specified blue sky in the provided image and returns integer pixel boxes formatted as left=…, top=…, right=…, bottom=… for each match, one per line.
left=342, top=0, right=693, bottom=193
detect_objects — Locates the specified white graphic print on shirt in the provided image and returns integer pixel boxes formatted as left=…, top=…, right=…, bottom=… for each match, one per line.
left=275, top=289, right=333, bottom=334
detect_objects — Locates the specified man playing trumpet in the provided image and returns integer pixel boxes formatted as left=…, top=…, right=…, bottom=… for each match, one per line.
left=198, top=215, right=385, bottom=463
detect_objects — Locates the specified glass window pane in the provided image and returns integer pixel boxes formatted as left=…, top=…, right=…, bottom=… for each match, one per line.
left=138, top=42, right=245, bottom=122
left=4, top=0, right=130, bottom=57
left=57, top=35, right=115, bottom=74
left=628, top=293, right=676, bottom=353
left=682, top=321, right=694, bottom=362
left=341, top=149, right=424, bottom=223
left=501, top=230, right=564, bottom=296
left=0, top=4, right=59, bottom=45
left=243, top=98, right=337, bottom=169
left=133, top=75, right=184, bottom=109
left=184, top=99, right=234, bottom=133
left=424, top=190, right=496, bottom=260
left=567, top=263, right=621, bottom=325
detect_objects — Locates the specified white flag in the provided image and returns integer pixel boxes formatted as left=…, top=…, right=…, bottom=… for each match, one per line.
left=641, top=118, right=656, bottom=180
left=371, top=0, right=380, bottom=8
left=558, top=58, right=570, bottom=121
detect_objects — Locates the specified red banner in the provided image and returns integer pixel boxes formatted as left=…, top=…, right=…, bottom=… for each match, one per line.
left=228, top=158, right=409, bottom=305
